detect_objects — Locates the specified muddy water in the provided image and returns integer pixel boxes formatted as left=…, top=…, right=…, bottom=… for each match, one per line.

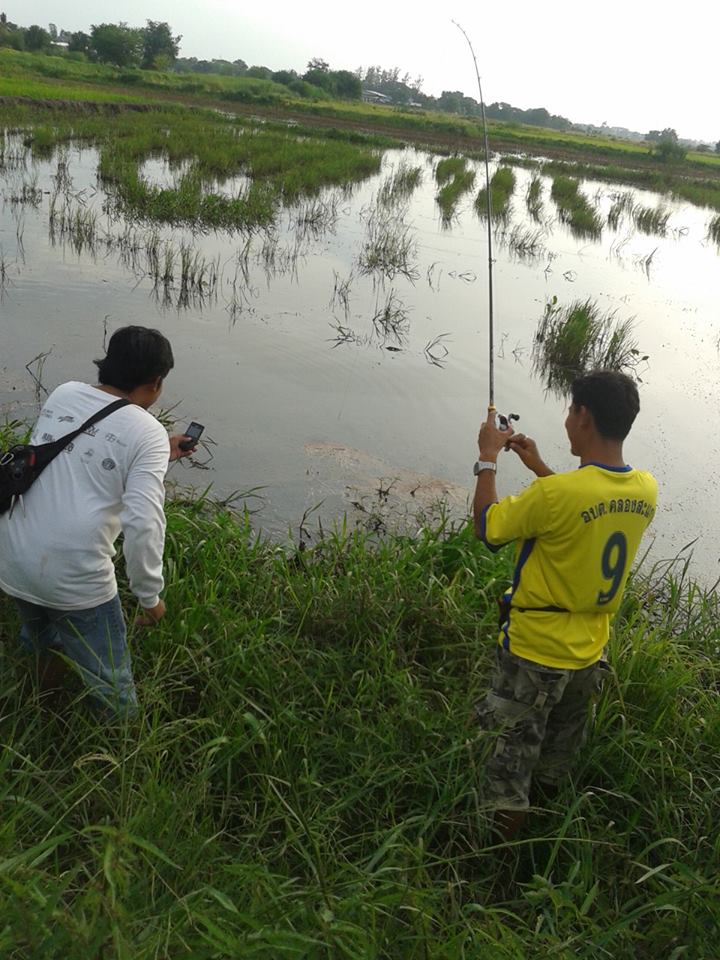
left=1, top=138, right=719, bottom=579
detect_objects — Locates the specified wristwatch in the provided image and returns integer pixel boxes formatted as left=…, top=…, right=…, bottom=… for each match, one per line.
left=473, top=460, right=497, bottom=475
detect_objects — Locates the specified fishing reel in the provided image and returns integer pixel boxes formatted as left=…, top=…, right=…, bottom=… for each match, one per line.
left=496, top=411, right=520, bottom=432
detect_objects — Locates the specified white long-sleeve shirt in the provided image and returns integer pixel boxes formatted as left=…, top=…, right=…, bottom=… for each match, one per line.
left=0, top=381, right=170, bottom=610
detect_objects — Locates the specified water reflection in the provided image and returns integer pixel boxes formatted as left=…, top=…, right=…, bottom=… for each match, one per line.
left=1, top=132, right=719, bottom=579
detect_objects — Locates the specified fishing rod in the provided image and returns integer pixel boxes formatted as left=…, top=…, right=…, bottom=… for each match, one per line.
left=452, top=20, right=519, bottom=433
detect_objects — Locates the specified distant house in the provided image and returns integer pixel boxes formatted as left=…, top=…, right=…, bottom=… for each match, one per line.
left=362, top=90, right=392, bottom=105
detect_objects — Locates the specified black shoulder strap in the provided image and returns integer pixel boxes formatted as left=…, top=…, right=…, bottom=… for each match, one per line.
left=54, top=397, right=131, bottom=453
left=22, top=397, right=132, bottom=484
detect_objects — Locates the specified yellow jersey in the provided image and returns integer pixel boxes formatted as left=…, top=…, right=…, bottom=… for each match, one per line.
left=480, top=463, right=658, bottom=669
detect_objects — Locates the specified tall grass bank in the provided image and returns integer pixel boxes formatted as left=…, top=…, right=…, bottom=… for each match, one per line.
left=0, top=495, right=718, bottom=957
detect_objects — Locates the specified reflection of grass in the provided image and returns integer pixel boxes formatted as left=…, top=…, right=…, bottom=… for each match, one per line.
left=500, top=224, right=545, bottom=259
left=707, top=214, right=720, bottom=245
left=533, top=296, right=646, bottom=395
left=550, top=175, right=603, bottom=237
left=607, top=192, right=635, bottom=230
left=475, top=166, right=515, bottom=221
left=371, top=288, right=410, bottom=345
left=525, top=175, right=543, bottom=220
left=358, top=204, right=419, bottom=281
left=378, top=162, right=422, bottom=207
left=632, top=204, right=670, bottom=236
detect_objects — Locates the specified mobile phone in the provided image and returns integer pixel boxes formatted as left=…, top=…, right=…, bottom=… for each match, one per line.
left=179, top=421, right=204, bottom=452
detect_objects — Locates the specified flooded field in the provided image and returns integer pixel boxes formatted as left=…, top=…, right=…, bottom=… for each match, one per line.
left=2, top=125, right=719, bottom=579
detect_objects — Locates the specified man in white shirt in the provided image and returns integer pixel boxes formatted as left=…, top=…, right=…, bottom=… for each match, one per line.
left=0, top=326, right=196, bottom=716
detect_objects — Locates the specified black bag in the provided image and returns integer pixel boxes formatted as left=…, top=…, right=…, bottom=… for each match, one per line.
left=0, top=398, right=129, bottom=517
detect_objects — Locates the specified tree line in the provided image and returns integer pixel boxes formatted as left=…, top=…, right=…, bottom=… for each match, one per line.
left=0, top=15, right=180, bottom=69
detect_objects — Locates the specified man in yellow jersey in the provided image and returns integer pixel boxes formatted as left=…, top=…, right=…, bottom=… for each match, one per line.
left=472, top=370, right=657, bottom=841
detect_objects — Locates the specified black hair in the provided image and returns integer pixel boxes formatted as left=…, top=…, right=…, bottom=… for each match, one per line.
left=570, top=370, right=639, bottom=441
left=95, top=326, right=174, bottom=392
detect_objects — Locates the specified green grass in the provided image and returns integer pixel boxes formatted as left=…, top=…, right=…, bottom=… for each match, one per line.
left=533, top=296, right=646, bottom=395
left=475, top=166, right=516, bottom=222
left=434, top=157, right=476, bottom=222
left=2, top=105, right=382, bottom=231
left=0, top=488, right=717, bottom=957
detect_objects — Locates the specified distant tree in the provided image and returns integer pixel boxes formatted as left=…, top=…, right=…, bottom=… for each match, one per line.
left=303, top=67, right=333, bottom=91
left=68, top=30, right=91, bottom=54
left=695, top=143, right=709, bottom=153
left=288, top=78, right=322, bottom=99
left=307, top=57, right=329, bottom=73
left=271, top=69, right=298, bottom=86
left=25, top=24, right=51, bottom=51
left=651, top=127, right=687, bottom=163
left=246, top=65, right=272, bottom=80
left=332, top=69, right=361, bottom=99
left=232, top=59, right=247, bottom=74
left=0, top=13, right=24, bottom=49
left=141, top=20, right=181, bottom=69
left=715, top=141, right=720, bottom=155
left=48, top=22, right=57, bottom=40
left=647, top=127, right=678, bottom=144
left=437, top=90, right=466, bottom=114
left=90, top=23, right=144, bottom=67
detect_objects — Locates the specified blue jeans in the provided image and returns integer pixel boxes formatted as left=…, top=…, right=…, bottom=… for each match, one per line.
left=15, top=594, right=138, bottom=717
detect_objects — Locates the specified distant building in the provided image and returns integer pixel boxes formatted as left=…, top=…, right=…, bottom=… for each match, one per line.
left=362, top=90, right=392, bottom=105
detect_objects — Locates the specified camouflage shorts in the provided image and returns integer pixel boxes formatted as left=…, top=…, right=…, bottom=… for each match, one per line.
left=474, top=646, right=608, bottom=811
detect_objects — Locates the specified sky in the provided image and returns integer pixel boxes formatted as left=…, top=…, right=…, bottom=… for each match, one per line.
left=8, top=0, right=720, bottom=142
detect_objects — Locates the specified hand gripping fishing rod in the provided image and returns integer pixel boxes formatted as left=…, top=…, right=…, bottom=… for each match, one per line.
left=452, top=20, right=519, bottom=433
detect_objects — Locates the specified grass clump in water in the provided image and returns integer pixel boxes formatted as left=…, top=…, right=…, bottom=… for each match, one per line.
left=533, top=295, right=647, bottom=395
left=551, top=175, right=603, bottom=237
left=434, top=156, right=476, bottom=223
left=434, top=155, right=468, bottom=185
left=475, top=165, right=516, bottom=221
left=5, top=105, right=382, bottom=232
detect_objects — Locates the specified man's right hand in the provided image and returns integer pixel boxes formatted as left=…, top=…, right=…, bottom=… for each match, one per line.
left=507, top=434, right=554, bottom=477
left=136, top=599, right=166, bottom=627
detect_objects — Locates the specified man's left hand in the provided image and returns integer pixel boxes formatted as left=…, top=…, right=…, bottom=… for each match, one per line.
left=478, top=406, right=515, bottom=460
left=169, top=434, right=197, bottom=462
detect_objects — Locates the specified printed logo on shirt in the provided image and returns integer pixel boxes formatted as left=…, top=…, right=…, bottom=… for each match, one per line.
left=41, top=432, right=54, bottom=442
left=64, top=442, right=74, bottom=453
left=104, top=432, right=127, bottom=447
left=101, top=458, right=117, bottom=471
left=58, top=415, right=75, bottom=423
left=84, top=425, right=99, bottom=437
